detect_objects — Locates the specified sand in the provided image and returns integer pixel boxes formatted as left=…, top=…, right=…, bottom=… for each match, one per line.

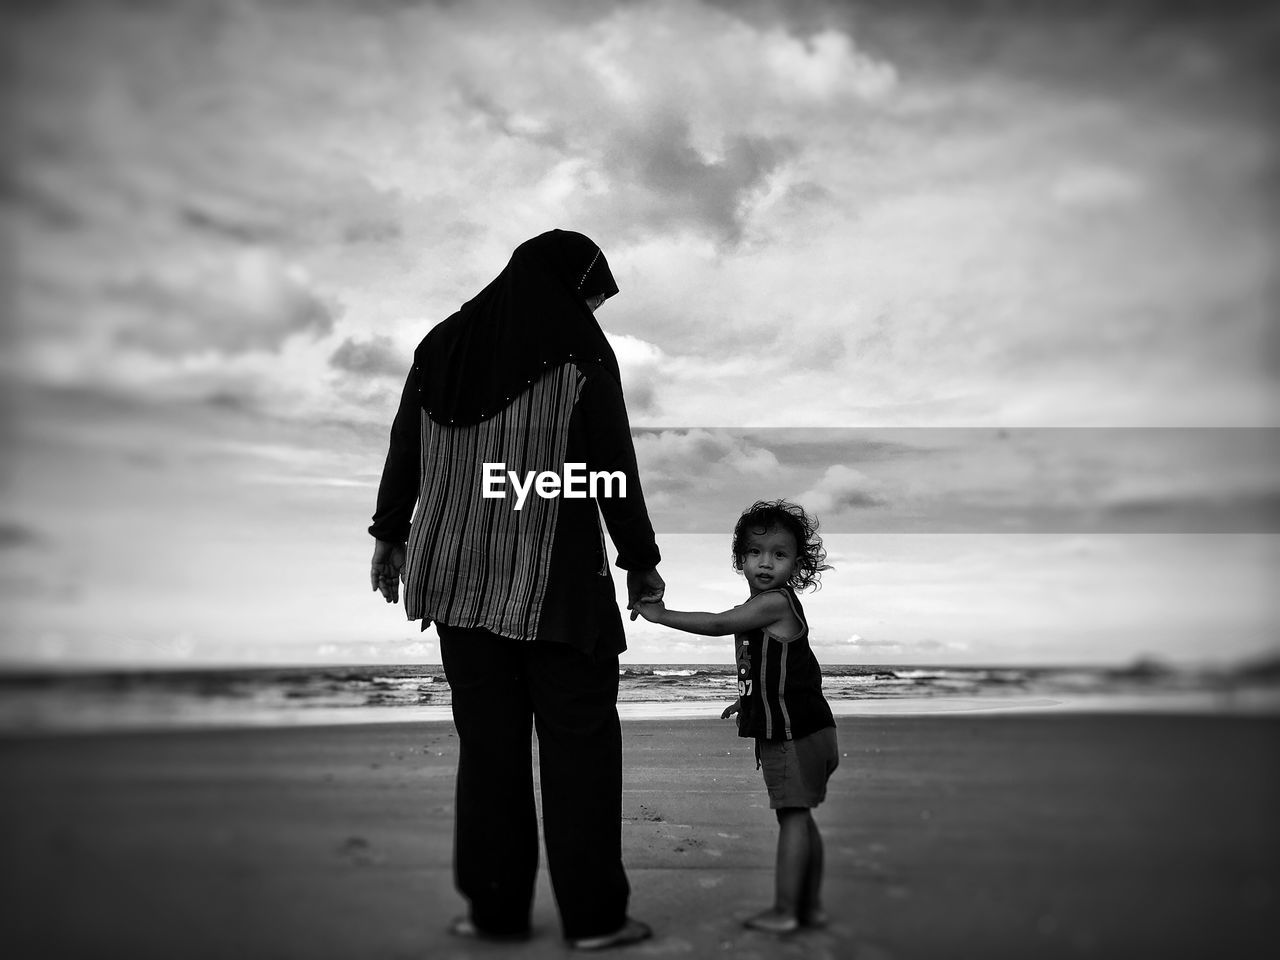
left=2, top=714, right=1276, bottom=959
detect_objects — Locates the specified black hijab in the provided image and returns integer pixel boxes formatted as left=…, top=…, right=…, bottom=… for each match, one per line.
left=415, top=229, right=621, bottom=425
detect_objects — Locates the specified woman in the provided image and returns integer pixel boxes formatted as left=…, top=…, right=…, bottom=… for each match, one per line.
left=368, top=229, right=662, bottom=950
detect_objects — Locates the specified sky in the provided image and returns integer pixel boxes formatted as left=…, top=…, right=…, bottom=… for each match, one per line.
left=2, top=0, right=1277, bottom=669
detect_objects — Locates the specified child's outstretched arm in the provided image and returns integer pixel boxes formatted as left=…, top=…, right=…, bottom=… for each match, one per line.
left=634, top=592, right=790, bottom=637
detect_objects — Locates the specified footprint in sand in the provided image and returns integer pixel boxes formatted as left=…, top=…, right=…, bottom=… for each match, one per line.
left=626, top=804, right=665, bottom=823
left=338, top=836, right=384, bottom=866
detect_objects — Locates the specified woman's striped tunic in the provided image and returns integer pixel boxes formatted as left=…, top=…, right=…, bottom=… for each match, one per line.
left=370, top=359, right=659, bottom=650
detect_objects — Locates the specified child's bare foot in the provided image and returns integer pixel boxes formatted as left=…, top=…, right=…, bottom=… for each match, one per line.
left=743, top=909, right=799, bottom=934
left=799, top=908, right=829, bottom=929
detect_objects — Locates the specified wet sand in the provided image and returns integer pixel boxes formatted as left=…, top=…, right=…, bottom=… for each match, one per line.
left=2, top=715, right=1276, bottom=958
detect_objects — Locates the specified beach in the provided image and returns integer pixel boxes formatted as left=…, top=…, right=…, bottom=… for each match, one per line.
left=2, top=714, right=1275, bottom=959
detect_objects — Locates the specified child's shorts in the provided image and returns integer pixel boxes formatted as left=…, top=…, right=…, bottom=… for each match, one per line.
left=758, top=726, right=839, bottom=809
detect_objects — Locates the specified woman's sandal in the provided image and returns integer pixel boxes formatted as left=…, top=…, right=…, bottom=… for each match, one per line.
left=800, top=908, right=829, bottom=929
left=447, top=916, right=531, bottom=942
left=742, top=909, right=800, bottom=934
left=568, top=917, right=653, bottom=950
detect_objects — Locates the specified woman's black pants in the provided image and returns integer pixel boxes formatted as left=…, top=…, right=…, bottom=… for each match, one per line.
left=437, top=625, right=628, bottom=940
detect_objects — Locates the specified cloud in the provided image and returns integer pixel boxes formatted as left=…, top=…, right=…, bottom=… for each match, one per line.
left=1051, top=164, right=1145, bottom=209
left=832, top=634, right=969, bottom=656
left=1101, top=491, right=1280, bottom=534
left=608, top=332, right=665, bottom=413
left=842, top=635, right=898, bottom=648
left=330, top=335, right=407, bottom=379
left=0, top=522, right=42, bottom=549
left=582, top=8, right=896, bottom=111
left=629, top=428, right=792, bottom=525
left=914, top=638, right=970, bottom=653
left=798, top=464, right=889, bottom=516
left=764, top=28, right=896, bottom=99
left=811, top=632, right=867, bottom=648
left=111, top=248, right=336, bottom=356
left=10, top=0, right=1274, bottom=438
left=601, top=113, right=794, bottom=243
left=418, top=0, right=896, bottom=247
left=635, top=429, right=781, bottom=487
left=574, top=11, right=894, bottom=244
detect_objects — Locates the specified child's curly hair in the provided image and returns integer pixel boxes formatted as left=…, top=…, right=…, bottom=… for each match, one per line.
left=731, top=499, right=831, bottom=592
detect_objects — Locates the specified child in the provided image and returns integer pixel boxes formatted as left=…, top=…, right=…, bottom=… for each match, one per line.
left=635, top=499, right=838, bottom=933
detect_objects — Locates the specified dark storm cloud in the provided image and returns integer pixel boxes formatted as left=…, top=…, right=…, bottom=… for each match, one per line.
left=604, top=112, right=795, bottom=244
left=110, top=260, right=337, bottom=357
left=632, top=427, right=1280, bottom=533
left=0, top=523, right=42, bottom=549
left=329, top=336, right=409, bottom=379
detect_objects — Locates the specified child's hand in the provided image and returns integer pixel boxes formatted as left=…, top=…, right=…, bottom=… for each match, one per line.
left=633, top=599, right=666, bottom=623
left=720, top=698, right=740, bottom=720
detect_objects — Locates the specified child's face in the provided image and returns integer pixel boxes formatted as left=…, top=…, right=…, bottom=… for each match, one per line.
left=739, top=524, right=799, bottom=595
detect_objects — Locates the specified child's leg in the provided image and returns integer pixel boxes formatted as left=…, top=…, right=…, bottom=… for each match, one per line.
left=799, top=816, right=828, bottom=927
left=743, top=807, right=811, bottom=933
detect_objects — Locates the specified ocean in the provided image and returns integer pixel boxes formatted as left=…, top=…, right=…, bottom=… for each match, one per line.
left=2, top=660, right=1277, bottom=735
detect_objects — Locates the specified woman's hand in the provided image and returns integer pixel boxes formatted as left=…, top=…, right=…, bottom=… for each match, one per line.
left=627, top=567, right=665, bottom=620
left=720, top=699, right=741, bottom=720
left=370, top=539, right=406, bottom=603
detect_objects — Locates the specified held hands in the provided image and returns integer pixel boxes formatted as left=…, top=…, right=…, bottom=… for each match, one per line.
left=632, top=599, right=666, bottom=623
left=626, top=567, right=665, bottom=621
left=720, top=698, right=741, bottom=720
left=370, top=539, right=406, bottom=604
